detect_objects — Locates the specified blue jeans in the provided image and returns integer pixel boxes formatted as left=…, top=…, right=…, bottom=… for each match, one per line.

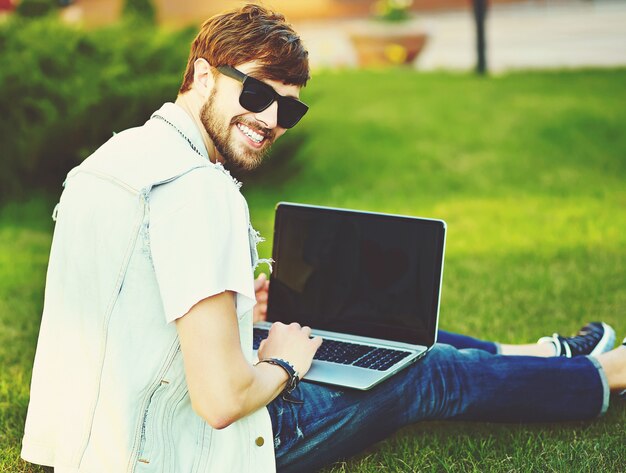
left=268, top=336, right=609, bottom=473
left=437, top=329, right=500, bottom=354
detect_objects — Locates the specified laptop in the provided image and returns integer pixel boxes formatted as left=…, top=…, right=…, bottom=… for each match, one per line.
left=253, top=202, right=446, bottom=390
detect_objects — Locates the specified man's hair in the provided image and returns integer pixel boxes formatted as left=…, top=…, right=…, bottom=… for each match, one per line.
left=179, top=4, right=310, bottom=94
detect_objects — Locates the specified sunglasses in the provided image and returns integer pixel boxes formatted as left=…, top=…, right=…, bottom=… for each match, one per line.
left=216, top=65, right=308, bottom=129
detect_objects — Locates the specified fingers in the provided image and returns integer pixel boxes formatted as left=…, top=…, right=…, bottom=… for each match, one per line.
left=252, top=304, right=267, bottom=323
left=254, top=273, right=267, bottom=291
left=258, top=322, right=323, bottom=378
left=271, top=323, right=317, bottom=340
left=253, top=274, right=269, bottom=323
left=254, top=273, right=270, bottom=296
left=311, top=335, right=323, bottom=350
left=269, top=321, right=298, bottom=331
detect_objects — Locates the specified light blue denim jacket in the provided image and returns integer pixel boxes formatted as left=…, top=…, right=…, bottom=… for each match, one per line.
left=21, top=103, right=275, bottom=472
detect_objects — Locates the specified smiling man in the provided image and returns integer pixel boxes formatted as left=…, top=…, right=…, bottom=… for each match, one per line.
left=21, top=4, right=626, bottom=473
left=21, top=5, right=320, bottom=473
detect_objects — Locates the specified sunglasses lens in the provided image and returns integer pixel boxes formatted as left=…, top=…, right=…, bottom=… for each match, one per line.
left=240, top=80, right=274, bottom=113
left=277, top=99, right=309, bottom=129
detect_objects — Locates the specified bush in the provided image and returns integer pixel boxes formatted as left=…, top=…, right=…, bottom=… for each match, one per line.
left=122, top=0, right=157, bottom=24
left=15, top=0, right=56, bottom=18
left=0, top=17, right=195, bottom=198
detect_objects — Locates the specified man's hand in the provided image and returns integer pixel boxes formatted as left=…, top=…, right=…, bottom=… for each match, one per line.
left=257, top=322, right=322, bottom=379
left=253, top=273, right=269, bottom=323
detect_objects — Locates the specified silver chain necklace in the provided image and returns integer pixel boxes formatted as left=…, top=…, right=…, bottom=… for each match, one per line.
left=151, top=113, right=242, bottom=189
left=152, top=114, right=205, bottom=159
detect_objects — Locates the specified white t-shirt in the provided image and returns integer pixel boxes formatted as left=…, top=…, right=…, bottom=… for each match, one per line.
left=149, top=167, right=256, bottom=323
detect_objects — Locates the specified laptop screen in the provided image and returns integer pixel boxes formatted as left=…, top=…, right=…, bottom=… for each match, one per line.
left=267, top=203, right=446, bottom=346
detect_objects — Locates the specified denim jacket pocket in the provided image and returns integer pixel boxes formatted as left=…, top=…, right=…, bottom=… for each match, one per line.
left=136, top=382, right=168, bottom=468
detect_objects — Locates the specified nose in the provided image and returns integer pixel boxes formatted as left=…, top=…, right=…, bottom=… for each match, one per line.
left=253, top=100, right=279, bottom=129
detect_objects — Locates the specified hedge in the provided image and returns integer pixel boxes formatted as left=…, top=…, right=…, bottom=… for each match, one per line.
left=0, top=16, right=196, bottom=199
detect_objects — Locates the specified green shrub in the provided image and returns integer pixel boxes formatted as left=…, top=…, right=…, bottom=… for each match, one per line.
left=0, top=17, right=195, bottom=198
left=122, top=0, right=157, bottom=24
left=15, top=0, right=56, bottom=18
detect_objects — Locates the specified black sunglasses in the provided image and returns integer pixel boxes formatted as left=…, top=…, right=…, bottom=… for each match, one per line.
left=216, top=65, right=308, bottom=129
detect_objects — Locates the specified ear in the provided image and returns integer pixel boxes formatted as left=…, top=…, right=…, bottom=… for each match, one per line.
left=192, top=58, right=215, bottom=98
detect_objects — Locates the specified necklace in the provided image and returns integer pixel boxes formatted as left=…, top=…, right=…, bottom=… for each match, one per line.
left=152, top=114, right=205, bottom=159
left=152, top=113, right=242, bottom=189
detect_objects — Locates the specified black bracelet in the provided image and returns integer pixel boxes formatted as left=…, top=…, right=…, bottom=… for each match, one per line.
left=256, top=357, right=301, bottom=397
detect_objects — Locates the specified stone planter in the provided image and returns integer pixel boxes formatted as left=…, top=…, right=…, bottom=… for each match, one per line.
left=348, top=19, right=429, bottom=67
left=350, top=32, right=428, bottom=66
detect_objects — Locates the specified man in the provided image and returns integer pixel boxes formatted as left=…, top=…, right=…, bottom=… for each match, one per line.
left=21, top=4, right=626, bottom=473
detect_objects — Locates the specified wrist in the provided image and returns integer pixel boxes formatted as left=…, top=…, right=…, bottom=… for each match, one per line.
left=255, top=357, right=300, bottom=394
left=256, top=358, right=289, bottom=386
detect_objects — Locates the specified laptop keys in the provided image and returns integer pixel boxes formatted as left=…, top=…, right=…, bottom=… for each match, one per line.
left=253, top=328, right=411, bottom=371
left=353, top=348, right=411, bottom=371
left=314, top=339, right=375, bottom=364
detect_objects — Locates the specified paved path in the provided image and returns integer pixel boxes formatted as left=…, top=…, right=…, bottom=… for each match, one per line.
left=294, top=0, right=626, bottom=72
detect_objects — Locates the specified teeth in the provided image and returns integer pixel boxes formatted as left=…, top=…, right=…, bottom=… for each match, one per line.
left=237, top=123, right=264, bottom=143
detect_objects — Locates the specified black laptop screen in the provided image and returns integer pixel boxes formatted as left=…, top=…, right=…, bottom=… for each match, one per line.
left=267, top=204, right=445, bottom=346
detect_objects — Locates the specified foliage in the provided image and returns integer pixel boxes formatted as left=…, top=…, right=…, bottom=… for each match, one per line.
left=122, top=0, right=156, bottom=24
left=372, top=0, right=413, bottom=22
left=0, top=16, right=195, bottom=199
left=15, top=0, right=56, bottom=18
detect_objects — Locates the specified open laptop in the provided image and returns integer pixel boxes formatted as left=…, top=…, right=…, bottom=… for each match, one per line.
left=253, top=202, right=446, bottom=390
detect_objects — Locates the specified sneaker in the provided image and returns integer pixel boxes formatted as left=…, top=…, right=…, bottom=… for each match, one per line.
left=537, top=322, right=615, bottom=357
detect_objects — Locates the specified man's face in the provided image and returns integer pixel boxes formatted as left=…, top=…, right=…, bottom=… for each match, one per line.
left=200, top=61, right=302, bottom=171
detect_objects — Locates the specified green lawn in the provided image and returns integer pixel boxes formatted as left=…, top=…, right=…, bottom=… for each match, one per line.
left=2, top=68, right=626, bottom=472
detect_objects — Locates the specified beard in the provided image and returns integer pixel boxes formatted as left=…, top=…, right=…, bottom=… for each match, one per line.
left=200, top=90, right=276, bottom=171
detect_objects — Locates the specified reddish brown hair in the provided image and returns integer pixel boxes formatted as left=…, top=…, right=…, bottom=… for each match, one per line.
left=179, top=4, right=310, bottom=94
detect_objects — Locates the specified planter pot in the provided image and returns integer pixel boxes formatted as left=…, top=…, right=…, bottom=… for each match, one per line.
left=350, top=31, right=428, bottom=67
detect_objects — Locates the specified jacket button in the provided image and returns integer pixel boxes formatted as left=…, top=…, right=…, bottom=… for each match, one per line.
left=255, top=436, right=265, bottom=447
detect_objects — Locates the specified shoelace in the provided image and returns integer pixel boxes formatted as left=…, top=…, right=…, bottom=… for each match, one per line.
left=561, top=327, right=601, bottom=353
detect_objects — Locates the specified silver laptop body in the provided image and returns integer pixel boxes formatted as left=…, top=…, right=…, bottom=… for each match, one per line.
left=254, top=203, right=446, bottom=390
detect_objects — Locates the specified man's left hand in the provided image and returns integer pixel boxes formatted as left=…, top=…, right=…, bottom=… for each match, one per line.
left=253, top=273, right=269, bottom=323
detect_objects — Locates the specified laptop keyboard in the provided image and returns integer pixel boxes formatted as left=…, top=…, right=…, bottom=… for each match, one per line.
left=253, top=328, right=411, bottom=371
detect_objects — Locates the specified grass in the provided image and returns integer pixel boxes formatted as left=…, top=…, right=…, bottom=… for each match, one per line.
left=0, top=198, right=54, bottom=473
left=2, top=68, right=626, bottom=472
